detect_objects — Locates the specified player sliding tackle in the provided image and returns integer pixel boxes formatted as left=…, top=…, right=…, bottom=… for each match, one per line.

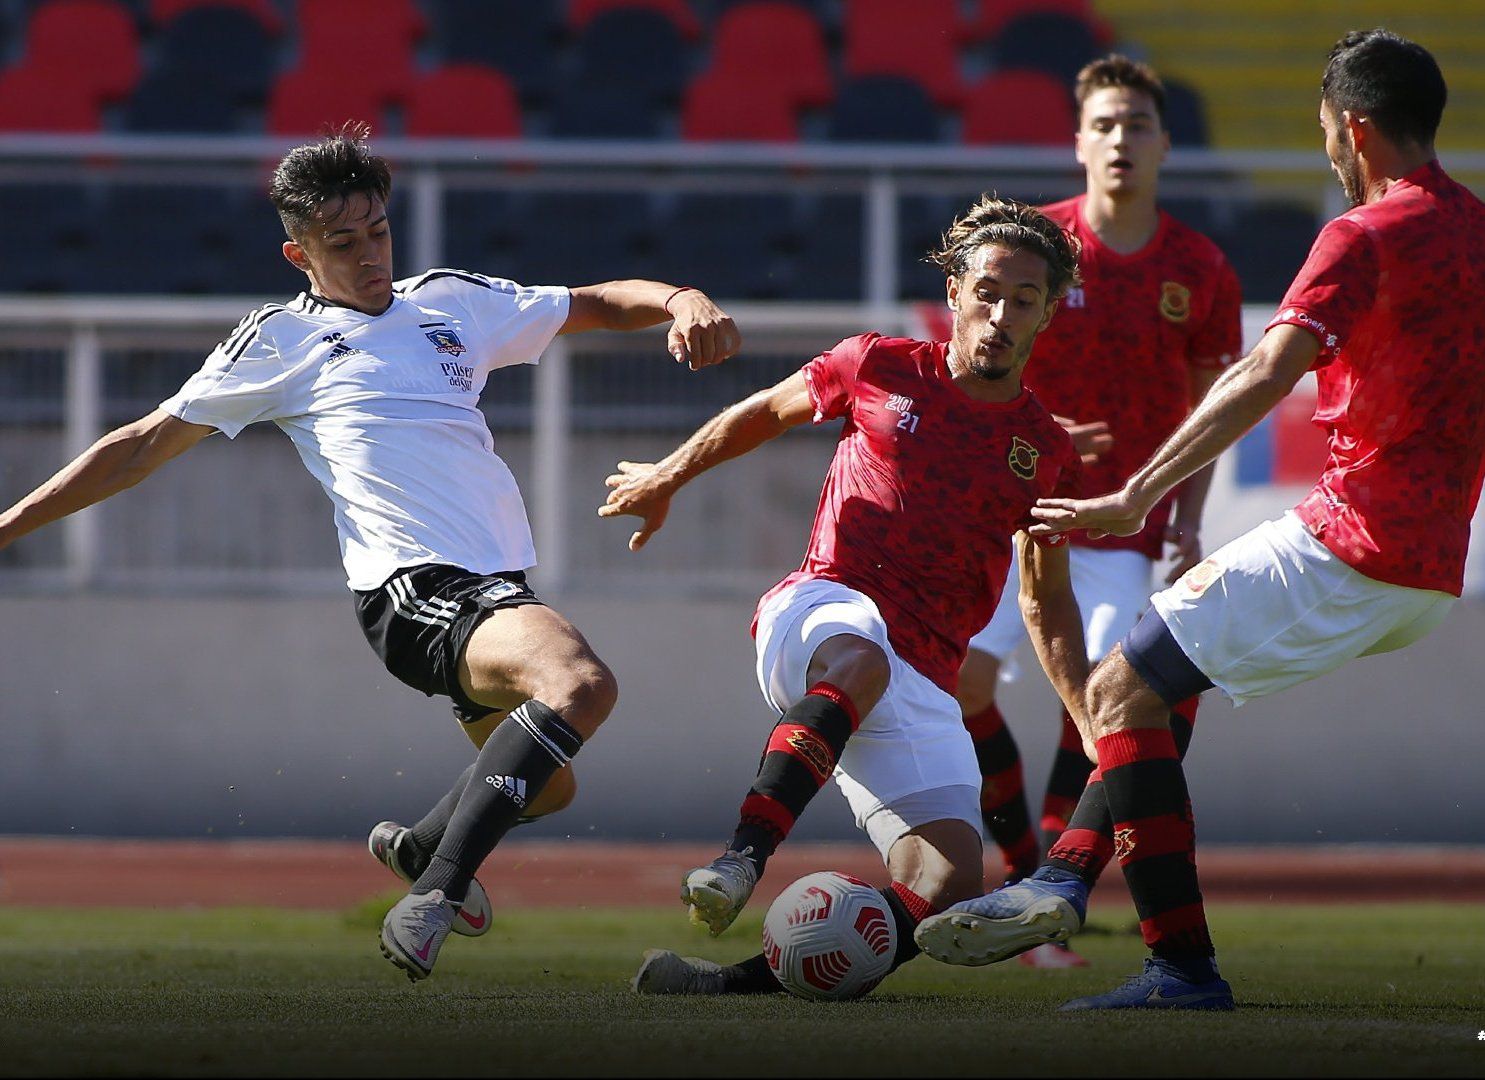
left=914, top=30, right=1485, bottom=1011
left=603, top=196, right=1097, bottom=996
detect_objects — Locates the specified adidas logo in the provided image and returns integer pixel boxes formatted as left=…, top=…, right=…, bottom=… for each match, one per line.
left=485, top=774, right=527, bottom=808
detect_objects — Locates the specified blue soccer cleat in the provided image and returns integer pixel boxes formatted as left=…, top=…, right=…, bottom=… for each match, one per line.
left=913, top=870, right=1089, bottom=967
left=1059, top=957, right=1235, bottom=1011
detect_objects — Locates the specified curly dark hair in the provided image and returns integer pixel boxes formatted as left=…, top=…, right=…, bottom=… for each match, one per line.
left=928, top=194, right=1082, bottom=301
left=269, top=122, right=392, bottom=239
left=1075, top=54, right=1166, bottom=128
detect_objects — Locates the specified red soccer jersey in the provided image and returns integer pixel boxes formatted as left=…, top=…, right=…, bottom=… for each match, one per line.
left=757, top=333, right=1082, bottom=693
left=1267, top=160, right=1485, bottom=596
left=1027, top=196, right=1243, bottom=558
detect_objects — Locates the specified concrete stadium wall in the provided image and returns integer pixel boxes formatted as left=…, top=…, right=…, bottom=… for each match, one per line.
left=1, top=591, right=1481, bottom=845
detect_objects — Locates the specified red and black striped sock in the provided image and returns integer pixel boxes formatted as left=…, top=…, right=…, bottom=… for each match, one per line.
left=1097, top=726, right=1214, bottom=963
left=1040, top=708, right=1092, bottom=843
left=963, top=703, right=1039, bottom=879
left=1043, top=699, right=1200, bottom=887
left=728, top=682, right=861, bottom=875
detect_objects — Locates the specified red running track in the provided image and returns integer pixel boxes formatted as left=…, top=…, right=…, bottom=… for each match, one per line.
left=1, top=838, right=1483, bottom=910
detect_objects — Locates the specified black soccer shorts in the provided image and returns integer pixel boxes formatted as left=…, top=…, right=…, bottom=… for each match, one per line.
left=355, top=562, right=543, bottom=724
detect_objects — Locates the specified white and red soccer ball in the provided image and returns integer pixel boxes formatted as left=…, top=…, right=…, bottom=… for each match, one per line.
left=761, top=871, right=897, bottom=1001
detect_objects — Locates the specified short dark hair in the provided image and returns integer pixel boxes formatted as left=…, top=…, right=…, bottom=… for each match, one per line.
left=1321, top=29, right=1446, bottom=147
left=1075, top=54, right=1166, bottom=128
left=929, top=195, right=1082, bottom=302
left=269, top=122, right=393, bottom=239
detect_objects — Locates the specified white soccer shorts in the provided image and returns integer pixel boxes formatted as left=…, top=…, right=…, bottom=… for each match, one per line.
left=1151, top=511, right=1455, bottom=707
left=969, top=546, right=1155, bottom=673
left=753, top=578, right=984, bottom=861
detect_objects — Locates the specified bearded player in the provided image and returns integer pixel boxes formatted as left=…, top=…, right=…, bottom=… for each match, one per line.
left=605, top=196, right=1092, bottom=996
left=956, top=56, right=1242, bottom=968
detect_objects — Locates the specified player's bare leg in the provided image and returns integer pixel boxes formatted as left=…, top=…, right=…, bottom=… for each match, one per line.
left=684, top=633, right=888, bottom=935
left=380, top=604, right=615, bottom=980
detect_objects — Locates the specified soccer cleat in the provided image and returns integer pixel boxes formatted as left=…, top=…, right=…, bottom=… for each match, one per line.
left=1018, top=940, right=1090, bottom=969
left=1058, top=957, right=1235, bottom=1011
left=913, top=872, right=1088, bottom=967
left=630, top=948, right=728, bottom=995
left=680, top=847, right=759, bottom=936
left=367, top=821, right=492, bottom=937
left=378, top=888, right=457, bottom=982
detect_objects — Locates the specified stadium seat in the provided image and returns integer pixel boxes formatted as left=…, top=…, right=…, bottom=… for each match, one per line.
left=707, top=2, right=833, bottom=110
left=791, top=196, right=865, bottom=301
left=680, top=68, right=799, bottom=141
left=423, top=0, right=560, bottom=106
left=507, top=192, right=660, bottom=286
left=568, top=0, right=701, bottom=40
left=842, top=0, right=966, bottom=108
left=295, top=0, right=424, bottom=104
left=961, top=69, right=1075, bottom=145
left=569, top=10, right=689, bottom=109
left=827, top=77, right=942, bottom=143
left=1163, top=77, right=1210, bottom=147
left=124, top=7, right=275, bottom=131
left=1227, top=200, right=1320, bottom=303
left=547, top=81, right=664, bottom=139
left=986, top=11, right=1100, bottom=87
left=20, top=0, right=141, bottom=98
left=654, top=193, right=794, bottom=299
left=0, top=66, right=110, bottom=131
left=266, top=68, right=389, bottom=135
left=0, top=183, right=95, bottom=292
left=440, top=190, right=525, bottom=276
left=149, top=0, right=282, bottom=32
left=405, top=65, right=521, bottom=138
left=965, top=0, right=1110, bottom=45
left=123, top=72, right=241, bottom=132
left=92, top=185, right=223, bottom=294
left=898, top=194, right=962, bottom=300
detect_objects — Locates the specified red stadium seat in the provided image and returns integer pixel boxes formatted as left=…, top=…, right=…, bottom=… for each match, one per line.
left=0, top=65, right=108, bottom=131
left=405, top=65, right=521, bottom=138
left=842, top=0, right=966, bottom=107
left=708, top=2, right=833, bottom=109
left=961, top=69, right=1075, bottom=145
left=680, top=68, right=798, bottom=141
left=568, top=0, right=702, bottom=40
left=295, top=0, right=425, bottom=102
left=149, top=0, right=283, bottom=32
left=20, top=0, right=141, bottom=97
left=266, top=67, right=388, bottom=135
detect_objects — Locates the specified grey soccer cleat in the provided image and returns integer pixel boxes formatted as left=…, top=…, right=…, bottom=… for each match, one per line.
left=631, top=948, right=728, bottom=995
left=367, top=821, right=492, bottom=937
left=680, top=847, right=759, bottom=936
left=379, top=888, right=457, bottom=982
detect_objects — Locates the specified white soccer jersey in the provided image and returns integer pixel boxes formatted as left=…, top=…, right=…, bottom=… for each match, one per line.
left=160, top=269, right=570, bottom=590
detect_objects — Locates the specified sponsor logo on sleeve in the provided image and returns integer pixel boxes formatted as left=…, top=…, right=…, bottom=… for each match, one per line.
left=1181, top=558, right=1221, bottom=597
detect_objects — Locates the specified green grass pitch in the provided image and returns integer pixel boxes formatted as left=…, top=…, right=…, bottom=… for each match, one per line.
left=1, top=899, right=1480, bottom=1077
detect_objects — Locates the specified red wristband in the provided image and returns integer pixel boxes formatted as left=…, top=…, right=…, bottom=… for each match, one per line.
left=663, top=285, right=697, bottom=315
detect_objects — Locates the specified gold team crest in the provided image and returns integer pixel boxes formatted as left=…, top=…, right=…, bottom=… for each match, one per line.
left=1160, top=280, right=1191, bottom=323
left=1008, top=436, right=1039, bottom=480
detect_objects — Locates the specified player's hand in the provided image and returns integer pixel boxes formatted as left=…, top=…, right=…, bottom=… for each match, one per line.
left=1029, top=488, right=1149, bottom=541
left=1162, top=524, right=1203, bottom=584
left=1051, top=414, right=1113, bottom=465
left=599, top=460, right=674, bottom=551
left=666, top=291, right=741, bottom=371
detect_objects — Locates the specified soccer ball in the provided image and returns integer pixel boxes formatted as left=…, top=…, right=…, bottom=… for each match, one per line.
left=761, top=871, right=897, bottom=1001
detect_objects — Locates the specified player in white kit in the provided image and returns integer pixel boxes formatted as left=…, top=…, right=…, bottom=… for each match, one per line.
left=0, top=126, right=740, bottom=981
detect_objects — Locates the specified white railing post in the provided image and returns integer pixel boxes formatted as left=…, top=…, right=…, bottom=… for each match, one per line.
left=63, top=325, right=103, bottom=589
left=865, top=170, right=899, bottom=319
left=532, top=337, right=571, bottom=591
left=411, top=166, right=443, bottom=272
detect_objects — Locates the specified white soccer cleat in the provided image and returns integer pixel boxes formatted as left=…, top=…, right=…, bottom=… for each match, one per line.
left=367, top=821, right=492, bottom=937
left=681, top=848, right=759, bottom=936
left=630, top=948, right=728, bottom=995
left=379, top=889, right=457, bottom=982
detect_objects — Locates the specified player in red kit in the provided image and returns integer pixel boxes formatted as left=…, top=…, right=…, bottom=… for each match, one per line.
left=604, top=197, right=1090, bottom=996
left=917, top=30, right=1483, bottom=1011
left=957, top=59, right=1242, bottom=973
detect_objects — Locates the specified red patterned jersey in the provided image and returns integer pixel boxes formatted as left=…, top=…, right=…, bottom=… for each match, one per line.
left=1267, top=161, right=1485, bottom=595
left=757, top=333, right=1082, bottom=693
left=1028, top=196, right=1243, bottom=558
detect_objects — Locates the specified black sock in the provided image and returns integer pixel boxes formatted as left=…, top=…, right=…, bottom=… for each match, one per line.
left=407, top=763, right=476, bottom=862
left=412, top=700, right=583, bottom=903
left=728, top=682, right=860, bottom=877
left=718, top=953, right=785, bottom=994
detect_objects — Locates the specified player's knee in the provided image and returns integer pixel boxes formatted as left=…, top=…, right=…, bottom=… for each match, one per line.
left=1084, top=660, right=1125, bottom=740
left=808, top=635, right=891, bottom=712
left=534, top=654, right=618, bottom=737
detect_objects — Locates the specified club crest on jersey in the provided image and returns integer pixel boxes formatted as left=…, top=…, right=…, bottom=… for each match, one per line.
left=1008, top=436, right=1039, bottom=480
left=1181, top=558, right=1221, bottom=597
left=425, top=327, right=467, bottom=356
left=1160, top=281, right=1191, bottom=323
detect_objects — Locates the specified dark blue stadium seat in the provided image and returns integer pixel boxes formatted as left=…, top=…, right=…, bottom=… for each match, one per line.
left=986, top=11, right=1100, bottom=87
left=1227, top=200, right=1320, bottom=303
left=897, top=194, right=960, bottom=300
left=0, top=183, right=95, bottom=293
left=124, top=9, right=275, bottom=131
left=548, top=82, right=666, bottom=138
left=423, top=0, right=559, bottom=104
left=92, top=186, right=224, bottom=294
left=571, top=9, right=689, bottom=107
left=827, top=77, right=942, bottom=143
left=441, top=190, right=526, bottom=277
left=791, top=195, right=865, bottom=301
left=506, top=192, right=661, bottom=286
left=1163, top=77, right=1209, bottom=147
left=654, top=193, right=794, bottom=299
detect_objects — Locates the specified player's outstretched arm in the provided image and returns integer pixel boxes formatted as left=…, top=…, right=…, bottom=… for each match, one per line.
left=1016, top=532, right=1095, bottom=760
left=559, top=281, right=740, bottom=370
left=599, top=370, right=814, bottom=551
left=1029, top=323, right=1321, bottom=540
left=0, top=410, right=214, bottom=552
